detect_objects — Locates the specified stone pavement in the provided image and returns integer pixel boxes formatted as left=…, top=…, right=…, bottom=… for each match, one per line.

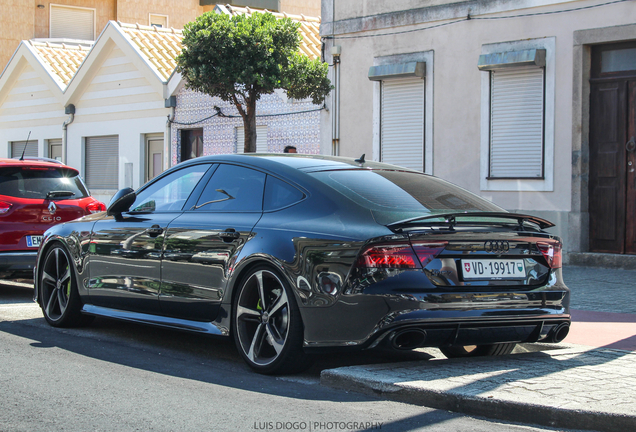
left=321, top=266, right=636, bottom=432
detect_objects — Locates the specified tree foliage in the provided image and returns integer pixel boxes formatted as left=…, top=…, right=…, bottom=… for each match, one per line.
left=176, top=11, right=332, bottom=153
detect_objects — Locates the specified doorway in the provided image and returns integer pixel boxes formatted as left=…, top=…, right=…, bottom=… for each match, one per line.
left=146, top=135, right=164, bottom=183
left=589, top=42, right=636, bottom=254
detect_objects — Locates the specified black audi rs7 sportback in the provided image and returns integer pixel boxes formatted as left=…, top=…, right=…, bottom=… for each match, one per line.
left=34, top=154, right=570, bottom=374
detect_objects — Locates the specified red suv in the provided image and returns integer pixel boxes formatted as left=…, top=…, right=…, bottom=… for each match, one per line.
left=0, top=157, right=106, bottom=279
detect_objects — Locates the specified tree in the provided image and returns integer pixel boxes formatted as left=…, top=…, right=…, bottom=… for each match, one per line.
left=176, top=11, right=332, bottom=153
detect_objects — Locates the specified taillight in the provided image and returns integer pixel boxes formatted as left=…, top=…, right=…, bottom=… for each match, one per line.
left=537, top=240, right=562, bottom=269
left=412, top=242, right=448, bottom=267
left=357, top=243, right=420, bottom=269
left=86, top=200, right=106, bottom=214
left=0, top=201, right=12, bottom=214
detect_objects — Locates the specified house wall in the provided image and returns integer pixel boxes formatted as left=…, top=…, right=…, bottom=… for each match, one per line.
left=67, top=42, right=169, bottom=203
left=321, top=0, right=636, bottom=257
left=0, top=1, right=35, bottom=74
left=0, top=59, right=66, bottom=161
left=116, top=0, right=205, bottom=29
left=171, top=87, right=321, bottom=164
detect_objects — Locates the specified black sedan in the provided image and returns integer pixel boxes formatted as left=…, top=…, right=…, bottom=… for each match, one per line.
left=33, top=154, right=570, bottom=374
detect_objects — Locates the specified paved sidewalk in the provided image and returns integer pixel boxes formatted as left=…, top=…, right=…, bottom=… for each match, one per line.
left=322, top=346, right=636, bottom=432
left=322, top=266, right=636, bottom=431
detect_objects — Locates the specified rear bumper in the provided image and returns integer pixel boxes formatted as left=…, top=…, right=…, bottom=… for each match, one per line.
left=0, top=251, right=38, bottom=278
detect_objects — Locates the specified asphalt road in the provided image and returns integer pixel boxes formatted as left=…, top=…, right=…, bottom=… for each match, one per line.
left=0, top=283, right=588, bottom=432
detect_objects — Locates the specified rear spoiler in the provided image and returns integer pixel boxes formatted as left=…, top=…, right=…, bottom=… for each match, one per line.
left=387, top=212, right=555, bottom=230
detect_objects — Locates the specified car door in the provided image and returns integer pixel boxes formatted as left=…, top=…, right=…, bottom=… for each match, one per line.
left=87, top=164, right=211, bottom=314
left=159, top=163, right=266, bottom=322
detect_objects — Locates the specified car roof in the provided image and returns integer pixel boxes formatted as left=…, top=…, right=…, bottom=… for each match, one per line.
left=0, top=157, right=78, bottom=173
left=180, top=153, right=420, bottom=173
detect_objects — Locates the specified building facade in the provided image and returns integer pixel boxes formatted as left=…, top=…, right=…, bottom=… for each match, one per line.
left=320, top=0, right=636, bottom=263
left=1, top=3, right=323, bottom=205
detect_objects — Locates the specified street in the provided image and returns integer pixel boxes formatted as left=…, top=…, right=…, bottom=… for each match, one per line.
left=0, top=281, right=589, bottom=432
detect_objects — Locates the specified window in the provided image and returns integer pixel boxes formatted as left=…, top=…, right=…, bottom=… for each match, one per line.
left=11, top=141, right=37, bottom=158
left=0, top=166, right=89, bottom=199
left=380, top=77, right=424, bottom=171
left=236, top=126, right=268, bottom=153
left=479, top=39, right=555, bottom=192
left=50, top=5, right=95, bottom=40
left=369, top=54, right=433, bottom=174
left=85, top=135, right=118, bottom=190
left=180, top=129, right=203, bottom=162
left=131, top=164, right=209, bottom=213
left=48, top=139, right=62, bottom=161
left=149, top=14, right=168, bottom=28
left=489, top=66, right=545, bottom=178
left=264, top=176, right=305, bottom=211
left=194, top=164, right=266, bottom=212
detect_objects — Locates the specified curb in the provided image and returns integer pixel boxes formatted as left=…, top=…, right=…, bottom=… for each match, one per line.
left=320, top=349, right=636, bottom=432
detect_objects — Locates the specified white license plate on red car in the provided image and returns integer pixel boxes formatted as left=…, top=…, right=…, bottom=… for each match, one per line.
left=26, top=236, right=43, bottom=248
left=462, top=259, right=525, bottom=279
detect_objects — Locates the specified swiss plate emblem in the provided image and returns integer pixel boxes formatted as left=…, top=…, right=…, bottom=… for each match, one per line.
left=464, top=263, right=471, bottom=272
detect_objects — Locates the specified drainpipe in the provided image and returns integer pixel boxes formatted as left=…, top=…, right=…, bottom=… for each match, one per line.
left=165, top=96, right=177, bottom=170
left=331, top=47, right=341, bottom=156
left=62, top=104, right=75, bottom=165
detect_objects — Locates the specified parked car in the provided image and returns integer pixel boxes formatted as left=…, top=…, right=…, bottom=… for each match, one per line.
left=33, top=154, right=570, bottom=374
left=0, top=157, right=106, bottom=279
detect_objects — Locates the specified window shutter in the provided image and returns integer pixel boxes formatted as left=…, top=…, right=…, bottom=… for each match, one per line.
left=489, top=66, right=544, bottom=178
left=381, top=77, right=425, bottom=171
left=236, top=126, right=268, bottom=153
left=11, top=141, right=38, bottom=158
left=50, top=5, right=95, bottom=40
left=85, top=136, right=119, bottom=189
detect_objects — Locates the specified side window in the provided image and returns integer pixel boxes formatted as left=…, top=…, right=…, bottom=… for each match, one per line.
left=263, top=176, right=305, bottom=211
left=131, top=164, right=209, bottom=212
left=194, top=164, right=266, bottom=212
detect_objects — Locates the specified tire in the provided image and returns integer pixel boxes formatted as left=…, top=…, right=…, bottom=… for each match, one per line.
left=440, top=343, right=516, bottom=359
left=232, top=266, right=312, bottom=375
left=38, top=244, right=91, bottom=327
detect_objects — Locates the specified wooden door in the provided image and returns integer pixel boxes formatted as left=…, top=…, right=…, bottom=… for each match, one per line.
left=589, top=42, right=636, bottom=254
left=627, top=81, right=636, bottom=253
left=589, top=80, right=627, bottom=253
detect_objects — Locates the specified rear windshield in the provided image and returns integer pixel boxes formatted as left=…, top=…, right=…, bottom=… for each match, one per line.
left=309, top=169, right=503, bottom=225
left=0, top=167, right=89, bottom=200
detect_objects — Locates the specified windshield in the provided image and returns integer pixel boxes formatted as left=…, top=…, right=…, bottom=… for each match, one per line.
left=0, top=167, right=89, bottom=200
left=310, top=169, right=504, bottom=225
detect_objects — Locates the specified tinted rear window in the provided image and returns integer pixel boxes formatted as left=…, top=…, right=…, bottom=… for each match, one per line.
left=0, top=167, right=89, bottom=199
left=309, top=169, right=503, bottom=224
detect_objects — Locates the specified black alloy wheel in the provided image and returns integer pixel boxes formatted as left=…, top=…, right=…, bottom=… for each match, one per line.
left=39, top=244, right=89, bottom=327
left=233, top=266, right=310, bottom=374
left=440, top=343, right=516, bottom=358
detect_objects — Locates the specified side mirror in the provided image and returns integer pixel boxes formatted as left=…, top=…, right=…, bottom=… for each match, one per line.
left=107, top=188, right=136, bottom=216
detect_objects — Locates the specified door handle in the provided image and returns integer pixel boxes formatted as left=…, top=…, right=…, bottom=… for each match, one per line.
left=146, top=224, right=164, bottom=237
left=627, top=137, right=636, bottom=153
left=219, top=228, right=240, bottom=241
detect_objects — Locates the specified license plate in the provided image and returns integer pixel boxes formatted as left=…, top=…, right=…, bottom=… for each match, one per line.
left=26, top=236, right=43, bottom=248
left=462, top=259, right=525, bottom=280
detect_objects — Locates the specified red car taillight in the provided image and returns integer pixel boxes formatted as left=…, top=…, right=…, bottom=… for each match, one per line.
left=537, top=240, right=562, bottom=269
left=358, top=243, right=420, bottom=269
left=357, top=242, right=447, bottom=269
left=86, top=200, right=106, bottom=214
left=0, top=201, right=12, bottom=214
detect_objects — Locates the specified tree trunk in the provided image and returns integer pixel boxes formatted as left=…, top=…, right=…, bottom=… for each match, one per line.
left=243, top=95, right=257, bottom=153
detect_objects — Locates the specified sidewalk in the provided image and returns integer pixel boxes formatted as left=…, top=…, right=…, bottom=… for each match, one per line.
left=321, top=266, right=636, bottom=432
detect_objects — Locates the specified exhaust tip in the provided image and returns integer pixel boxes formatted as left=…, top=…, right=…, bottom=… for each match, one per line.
left=548, top=322, right=570, bottom=343
left=391, top=329, right=427, bottom=350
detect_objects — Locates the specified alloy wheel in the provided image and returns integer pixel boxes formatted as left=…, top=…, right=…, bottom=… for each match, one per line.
left=235, top=269, right=291, bottom=367
left=40, top=246, right=73, bottom=322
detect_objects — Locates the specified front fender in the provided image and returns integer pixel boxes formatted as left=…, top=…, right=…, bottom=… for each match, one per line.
left=33, top=219, right=98, bottom=305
